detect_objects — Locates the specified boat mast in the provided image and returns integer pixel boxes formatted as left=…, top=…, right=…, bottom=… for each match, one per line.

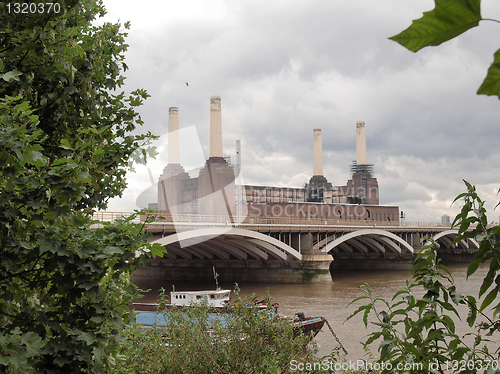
left=213, top=267, right=220, bottom=291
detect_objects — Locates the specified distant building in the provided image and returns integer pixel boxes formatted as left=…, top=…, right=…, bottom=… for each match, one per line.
left=441, top=214, right=451, bottom=224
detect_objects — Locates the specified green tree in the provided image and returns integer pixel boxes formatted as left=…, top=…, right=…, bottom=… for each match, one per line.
left=390, top=0, right=500, bottom=99
left=0, top=1, right=164, bottom=372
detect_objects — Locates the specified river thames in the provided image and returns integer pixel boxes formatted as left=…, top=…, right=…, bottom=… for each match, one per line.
left=132, top=263, right=492, bottom=360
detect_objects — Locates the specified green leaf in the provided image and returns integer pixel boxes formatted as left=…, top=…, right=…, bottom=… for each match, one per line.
left=477, top=48, right=500, bottom=99
left=379, top=339, right=393, bottom=358
left=347, top=295, right=370, bottom=307
left=26, top=149, right=48, bottom=167
left=479, top=286, right=499, bottom=312
left=15, top=101, right=30, bottom=112
left=389, top=0, right=481, bottom=52
left=437, top=263, right=452, bottom=278
left=64, top=86, right=79, bottom=95
left=149, top=243, right=166, bottom=259
left=60, top=138, right=74, bottom=150
left=467, top=259, right=482, bottom=278
left=451, top=191, right=470, bottom=207
left=448, top=286, right=464, bottom=305
left=92, top=148, right=105, bottom=163
left=480, top=269, right=495, bottom=297
left=465, top=295, right=477, bottom=327
left=390, top=309, right=407, bottom=318
left=74, top=43, right=86, bottom=58
left=392, top=289, right=409, bottom=301
left=346, top=304, right=372, bottom=327
left=365, top=331, right=382, bottom=346
left=1, top=70, right=22, bottom=82
left=442, top=314, right=456, bottom=333
left=411, top=258, right=431, bottom=274
left=20, top=332, right=44, bottom=356
left=94, top=347, right=104, bottom=362
left=438, top=300, right=461, bottom=319
left=75, top=331, right=96, bottom=345
left=493, top=302, right=500, bottom=317
left=52, top=158, right=70, bottom=166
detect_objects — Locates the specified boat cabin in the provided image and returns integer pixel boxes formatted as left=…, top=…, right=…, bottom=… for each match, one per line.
left=170, top=289, right=231, bottom=308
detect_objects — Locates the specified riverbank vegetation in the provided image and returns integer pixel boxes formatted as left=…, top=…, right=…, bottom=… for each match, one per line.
left=109, top=290, right=371, bottom=374
left=110, top=291, right=318, bottom=374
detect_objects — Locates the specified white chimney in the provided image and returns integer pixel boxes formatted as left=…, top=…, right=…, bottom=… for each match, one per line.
left=168, top=107, right=180, bottom=164
left=210, top=96, right=223, bottom=158
left=356, top=121, right=367, bottom=165
left=313, top=129, right=323, bottom=176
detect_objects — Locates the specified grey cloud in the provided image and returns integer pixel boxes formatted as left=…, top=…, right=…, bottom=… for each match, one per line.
left=103, top=0, right=500, bottom=222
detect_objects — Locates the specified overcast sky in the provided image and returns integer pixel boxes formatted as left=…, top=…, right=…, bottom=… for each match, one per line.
left=101, top=0, right=500, bottom=223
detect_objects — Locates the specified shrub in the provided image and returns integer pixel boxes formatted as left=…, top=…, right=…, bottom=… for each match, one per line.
left=110, top=290, right=318, bottom=374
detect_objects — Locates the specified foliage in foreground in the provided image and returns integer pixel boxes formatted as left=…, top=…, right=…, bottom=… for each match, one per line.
left=110, top=292, right=319, bottom=374
left=110, top=286, right=384, bottom=374
left=0, top=1, right=164, bottom=372
left=390, top=0, right=500, bottom=99
left=348, top=182, right=500, bottom=373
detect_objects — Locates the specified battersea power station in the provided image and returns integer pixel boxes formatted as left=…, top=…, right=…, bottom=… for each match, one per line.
left=154, top=96, right=399, bottom=223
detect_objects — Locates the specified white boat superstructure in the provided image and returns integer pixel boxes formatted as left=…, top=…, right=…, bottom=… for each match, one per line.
left=170, top=289, right=231, bottom=308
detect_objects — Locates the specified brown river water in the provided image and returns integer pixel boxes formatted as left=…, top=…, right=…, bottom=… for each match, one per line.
left=131, top=263, right=492, bottom=360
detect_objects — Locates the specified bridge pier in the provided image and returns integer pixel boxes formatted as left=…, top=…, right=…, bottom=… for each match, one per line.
left=300, top=250, right=334, bottom=282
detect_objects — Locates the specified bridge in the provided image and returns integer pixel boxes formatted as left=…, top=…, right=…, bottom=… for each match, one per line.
left=93, top=212, right=479, bottom=283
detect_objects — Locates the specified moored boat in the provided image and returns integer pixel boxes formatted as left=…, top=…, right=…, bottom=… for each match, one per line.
left=131, top=268, right=327, bottom=338
left=288, top=312, right=326, bottom=338
left=132, top=287, right=233, bottom=325
left=132, top=288, right=325, bottom=340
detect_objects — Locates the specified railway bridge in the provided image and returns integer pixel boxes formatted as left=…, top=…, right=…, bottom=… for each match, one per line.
left=93, top=212, right=479, bottom=283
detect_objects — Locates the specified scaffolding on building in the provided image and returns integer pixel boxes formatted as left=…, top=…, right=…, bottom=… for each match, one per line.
left=350, top=161, right=374, bottom=204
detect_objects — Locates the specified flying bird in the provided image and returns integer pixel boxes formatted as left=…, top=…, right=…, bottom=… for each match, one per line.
left=185, top=82, right=189, bottom=87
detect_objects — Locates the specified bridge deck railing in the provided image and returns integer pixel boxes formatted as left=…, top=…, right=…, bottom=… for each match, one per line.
left=92, top=212, right=453, bottom=229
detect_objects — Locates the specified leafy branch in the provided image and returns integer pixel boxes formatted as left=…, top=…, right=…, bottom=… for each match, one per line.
left=390, top=0, right=500, bottom=99
left=347, top=182, right=500, bottom=373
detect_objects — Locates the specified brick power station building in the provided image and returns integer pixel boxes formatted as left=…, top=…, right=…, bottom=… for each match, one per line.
left=154, top=96, right=399, bottom=223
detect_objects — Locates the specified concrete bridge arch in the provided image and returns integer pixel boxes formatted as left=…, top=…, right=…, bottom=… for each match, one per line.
left=150, top=227, right=302, bottom=265
left=319, top=229, right=414, bottom=259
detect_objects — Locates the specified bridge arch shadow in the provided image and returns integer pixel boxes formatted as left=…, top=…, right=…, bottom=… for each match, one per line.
left=317, top=229, right=414, bottom=260
left=149, top=227, right=302, bottom=267
left=431, top=230, right=479, bottom=253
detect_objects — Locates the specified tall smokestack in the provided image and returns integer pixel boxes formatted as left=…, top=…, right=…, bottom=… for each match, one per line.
left=356, top=121, right=367, bottom=165
left=313, top=129, right=323, bottom=176
left=168, top=107, right=180, bottom=164
left=210, top=96, right=223, bottom=158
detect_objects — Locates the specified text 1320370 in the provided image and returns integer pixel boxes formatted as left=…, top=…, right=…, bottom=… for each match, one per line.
left=6, top=3, right=61, bottom=14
